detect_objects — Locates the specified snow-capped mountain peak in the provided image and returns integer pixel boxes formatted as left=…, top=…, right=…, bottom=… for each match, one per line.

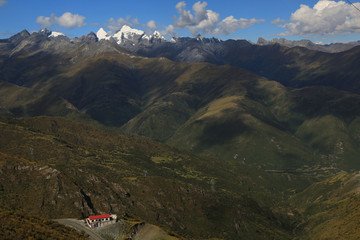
left=39, top=28, right=50, bottom=33
left=49, top=31, right=65, bottom=38
left=120, top=25, right=145, bottom=36
left=96, top=28, right=111, bottom=40
left=38, top=29, right=65, bottom=38
left=113, top=25, right=145, bottom=44
left=150, top=31, right=165, bottom=40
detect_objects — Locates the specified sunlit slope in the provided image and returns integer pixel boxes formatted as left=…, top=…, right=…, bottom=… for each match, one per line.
left=291, top=171, right=360, bottom=239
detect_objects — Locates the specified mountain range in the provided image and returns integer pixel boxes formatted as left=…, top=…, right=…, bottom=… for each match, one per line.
left=257, top=37, right=360, bottom=53
left=1, top=27, right=360, bottom=239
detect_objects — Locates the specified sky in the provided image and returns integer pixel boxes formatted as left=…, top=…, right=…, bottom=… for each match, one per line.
left=1, top=0, right=360, bottom=43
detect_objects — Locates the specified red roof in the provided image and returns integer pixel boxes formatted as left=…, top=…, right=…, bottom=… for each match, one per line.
left=88, top=214, right=110, bottom=220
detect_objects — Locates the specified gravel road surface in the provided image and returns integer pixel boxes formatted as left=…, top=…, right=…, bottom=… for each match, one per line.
left=54, top=218, right=104, bottom=240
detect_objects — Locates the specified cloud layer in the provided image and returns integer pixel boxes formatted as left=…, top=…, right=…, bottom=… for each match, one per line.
left=107, top=16, right=140, bottom=31
left=36, top=12, right=86, bottom=29
left=147, top=20, right=157, bottom=30
left=173, top=1, right=264, bottom=36
left=281, top=0, right=360, bottom=36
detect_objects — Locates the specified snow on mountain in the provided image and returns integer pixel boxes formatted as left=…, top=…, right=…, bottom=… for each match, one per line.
left=96, top=28, right=111, bottom=41
left=39, top=29, right=50, bottom=34
left=120, top=25, right=145, bottom=38
left=95, top=25, right=166, bottom=45
left=49, top=31, right=65, bottom=38
left=113, top=25, right=145, bottom=44
left=38, top=29, right=65, bottom=38
left=150, top=31, right=165, bottom=40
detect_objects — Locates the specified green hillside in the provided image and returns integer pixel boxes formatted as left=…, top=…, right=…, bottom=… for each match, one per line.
left=290, top=171, right=360, bottom=239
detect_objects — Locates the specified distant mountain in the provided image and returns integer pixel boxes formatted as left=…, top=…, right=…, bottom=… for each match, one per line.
left=94, top=25, right=167, bottom=50
left=37, top=28, right=66, bottom=38
left=112, top=25, right=146, bottom=44
left=257, top=37, right=360, bottom=53
left=129, top=37, right=360, bottom=95
left=3, top=28, right=360, bottom=95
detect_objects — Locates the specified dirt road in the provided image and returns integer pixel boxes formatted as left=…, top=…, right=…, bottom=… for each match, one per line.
left=54, top=218, right=104, bottom=240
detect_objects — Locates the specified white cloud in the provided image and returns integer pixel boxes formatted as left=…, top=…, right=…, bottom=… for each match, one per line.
left=107, top=17, right=128, bottom=31
left=213, top=16, right=264, bottom=35
left=37, top=15, right=54, bottom=28
left=147, top=20, right=157, bottom=30
left=281, top=0, right=360, bottom=36
left=174, top=1, right=195, bottom=28
left=173, top=1, right=263, bottom=36
left=161, top=24, right=176, bottom=37
left=271, top=17, right=287, bottom=25
left=188, top=9, right=219, bottom=35
left=0, top=0, right=7, bottom=7
left=132, top=18, right=140, bottom=26
left=106, top=16, right=140, bottom=31
left=57, top=12, right=86, bottom=28
left=36, top=12, right=86, bottom=29
left=193, top=1, right=208, bottom=23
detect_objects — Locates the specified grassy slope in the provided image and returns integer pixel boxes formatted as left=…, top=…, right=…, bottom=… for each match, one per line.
left=0, top=210, right=89, bottom=240
left=282, top=46, right=360, bottom=92
left=126, top=58, right=311, bottom=169
left=0, top=80, right=76, bottom=117
left=0, top=116, right=299, bottom=240
left=290, top=171, right=360, bottom=239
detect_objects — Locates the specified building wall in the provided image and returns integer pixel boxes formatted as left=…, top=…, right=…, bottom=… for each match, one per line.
left=86, top=217, right=116, bottom=228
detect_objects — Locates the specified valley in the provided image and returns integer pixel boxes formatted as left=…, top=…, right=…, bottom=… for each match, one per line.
left=0, top=28, right=360, bottom=239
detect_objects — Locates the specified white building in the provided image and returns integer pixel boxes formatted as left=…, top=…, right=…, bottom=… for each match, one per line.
left=86, top=214, right=117, bottom=228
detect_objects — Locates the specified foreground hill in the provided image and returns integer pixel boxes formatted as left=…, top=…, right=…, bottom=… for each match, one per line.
left=1, top=116, right=360, bottom=239
left=0, top=116, right=301, bottom=239
left=0, top=210, right=89, bottom=240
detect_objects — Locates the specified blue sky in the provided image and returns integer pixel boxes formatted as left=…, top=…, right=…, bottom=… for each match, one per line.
left=1, top=0, right=360, bottom=43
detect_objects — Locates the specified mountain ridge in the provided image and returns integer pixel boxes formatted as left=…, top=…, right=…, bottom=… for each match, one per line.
left=4, top=27, right=359, bottom=55
left=257, top=37, right=360, bottom=53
